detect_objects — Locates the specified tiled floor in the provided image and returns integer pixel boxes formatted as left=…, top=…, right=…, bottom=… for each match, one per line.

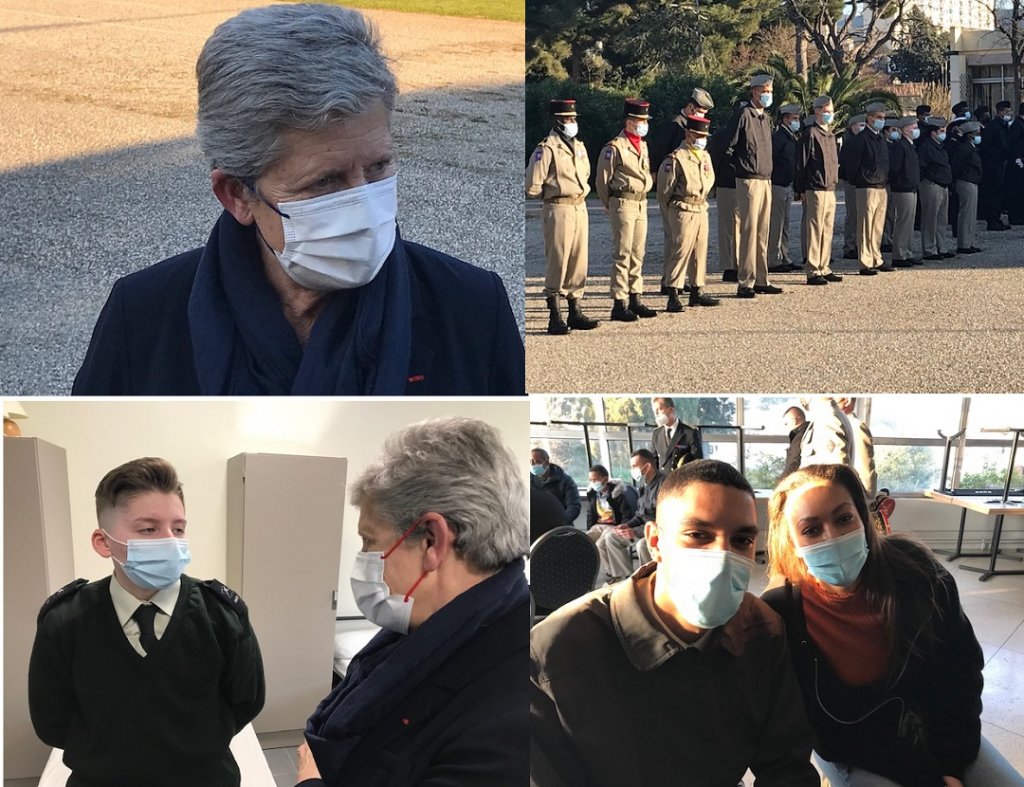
left=262, top=745, right=300, bottom=787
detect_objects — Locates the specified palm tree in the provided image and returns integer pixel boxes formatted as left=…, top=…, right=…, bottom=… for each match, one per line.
left=748, top=55, right=902, bottom=130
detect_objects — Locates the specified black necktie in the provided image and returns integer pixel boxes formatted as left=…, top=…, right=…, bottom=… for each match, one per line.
left=132, top=604, right=159, bottom=655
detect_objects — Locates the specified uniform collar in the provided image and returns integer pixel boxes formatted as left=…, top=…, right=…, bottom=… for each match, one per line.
left=108, top=572, right=181, bottom=625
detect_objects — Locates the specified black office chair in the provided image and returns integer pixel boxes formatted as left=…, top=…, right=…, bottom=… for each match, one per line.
left=529, top=526, right=601, bottom=623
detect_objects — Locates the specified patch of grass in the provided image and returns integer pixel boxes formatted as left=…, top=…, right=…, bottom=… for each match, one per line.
left=309, top=0, right=523, bottom=23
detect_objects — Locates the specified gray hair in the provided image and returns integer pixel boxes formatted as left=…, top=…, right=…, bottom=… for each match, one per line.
left=351, top=417, right=528, bottom=572
left=195, top=3, right=398, bottom=179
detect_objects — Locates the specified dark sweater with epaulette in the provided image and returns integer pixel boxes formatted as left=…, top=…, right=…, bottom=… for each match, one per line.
left=29, top=575, right=265, bottom=787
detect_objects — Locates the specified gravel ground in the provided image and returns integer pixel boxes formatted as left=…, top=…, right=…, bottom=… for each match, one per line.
left=0, top=0, right=523, bottom=394
left=526, top=195, right=1024, bottom=393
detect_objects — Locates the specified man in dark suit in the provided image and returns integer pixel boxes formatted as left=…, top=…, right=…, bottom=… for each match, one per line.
left=651, top=397, right=703, bottom=470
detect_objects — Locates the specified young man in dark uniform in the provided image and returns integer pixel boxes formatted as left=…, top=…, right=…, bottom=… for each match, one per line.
left=952, top=121, right=984, bottom=254
left=888, top=117, right=922, bottom=267
left=795, top=95, right=843, bottom=285
left=768, top=103, right=802, bottom=273
left=844, top=102, right=891, bottom=274
left=29, top=458, right=265, bottom=787
left=918, top=116, right=956, bottom=261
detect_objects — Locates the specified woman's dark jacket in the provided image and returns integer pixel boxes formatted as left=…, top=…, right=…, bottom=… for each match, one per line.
left=761, top=540, right=983, bottom=786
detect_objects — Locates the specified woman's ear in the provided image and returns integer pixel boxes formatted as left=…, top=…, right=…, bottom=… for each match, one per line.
left=419, top=513, right=455, bottom=571
left=211, top=170, right=257, bottom=225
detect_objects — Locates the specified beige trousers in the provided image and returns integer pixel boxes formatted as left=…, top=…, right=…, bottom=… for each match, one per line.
left=856, top=187, right=887, bottom=269
left=804, top=189, right=836, bottom=276
left=663, top=206, right=709, bottom=288
left=956, top=180, right=979, bottom=250
left=768, top=184, right=794, bottom=265
left=609, top=197, right=648, bottom=300
left=543, top=202, right=589, bottom=297
left=716, top=187, right=738, bottom=272
left=918, top=179, right=950, bottom=256
left=890, top=191, right=917, bottom=261
left=736, top=177, right=771, bottom=288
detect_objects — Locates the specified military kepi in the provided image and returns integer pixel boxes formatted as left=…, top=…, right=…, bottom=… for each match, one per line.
left=624, top=98, right=650, bottom=119
left=550, top=98, right=577, bottom=117
left=685, top=115, right=711, bottom=135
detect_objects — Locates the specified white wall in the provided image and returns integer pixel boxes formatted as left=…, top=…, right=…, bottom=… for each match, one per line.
left=7, top=399, right=529, bottom=617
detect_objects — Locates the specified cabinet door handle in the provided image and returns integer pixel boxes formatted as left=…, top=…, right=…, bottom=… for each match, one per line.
left=332, top=590, right=338, bottom=611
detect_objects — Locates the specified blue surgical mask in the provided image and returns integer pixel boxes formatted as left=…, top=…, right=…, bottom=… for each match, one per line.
left=1003, top=115, right=1012, bottom=124
left=660, top=549, right=754, bottom=628
left=822, top=112, right=834, bottom=124
left=889, top=130, right=899, bottom=141
left=911, top=128, right=921, bottom=140
left=589, top=481, right=604, bottom=492
left=789, top=120, right=801, bottom=133
left=759, top=93, right=773, bottom=109
left=693, top=137, right=708, bottom=150
left=872, top=118, right=885, bottom=131
left=530, top=464, right=545, bottom=477
left=965, top=110, right=972, bottom=119
left=104, top=531, right=191, bottom=591
left=974, top=135, right=983, bottom=145
left=937, top=131, right=947, bottom=143
left=796, top=528, right=868, bottom=587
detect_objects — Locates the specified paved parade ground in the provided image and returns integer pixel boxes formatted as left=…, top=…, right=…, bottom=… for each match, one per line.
left=526, top=195, right=1024, bottom=393
left=0, top=0, right=523, bottom=394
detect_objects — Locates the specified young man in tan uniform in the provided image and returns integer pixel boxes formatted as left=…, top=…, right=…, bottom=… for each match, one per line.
left=526, top=98, right=599, bottom=335
left=657, top=115, right=720, bottom=312
left=794, top=95, right=844, bottom=285
left=596, top=98, right=656, bottom=322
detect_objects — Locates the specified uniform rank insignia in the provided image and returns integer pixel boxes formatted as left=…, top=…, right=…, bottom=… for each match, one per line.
left=604, top=149, right=613, bottom=159
left=201, top=579, right=248, bottom=616
left=664, top=162, right=672, bottom=171
left=38, top=578, right=88, bottom=623
left=534, top=149, right=543, bottom=161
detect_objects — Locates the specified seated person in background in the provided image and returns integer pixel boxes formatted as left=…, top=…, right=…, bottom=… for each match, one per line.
left=530, top=448, right=581, bottom=526
left=585, top=463, right=638, bottom=542
left=532, top=483, right=570, bottom=544
left=296, top=417, right=529, bottom=785
left=595, top=449, right=663, bottom=583
left=29, top=458, right=265, bottom=787
left=531, top=460, right=820, bottom=786
left=763, top=463, right=1024, bottom=787
left=72, top=4, right=524, bottom=396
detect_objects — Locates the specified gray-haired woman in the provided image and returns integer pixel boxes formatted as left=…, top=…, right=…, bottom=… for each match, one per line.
left=295, top=416, right=529, bottom=786
left=73, top=4, right=524, bottom=397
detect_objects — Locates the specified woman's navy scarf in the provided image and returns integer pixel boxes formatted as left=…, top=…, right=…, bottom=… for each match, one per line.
left=187, top=211, right=412, bottom=395
left=304, top=559, right=528, bottom=783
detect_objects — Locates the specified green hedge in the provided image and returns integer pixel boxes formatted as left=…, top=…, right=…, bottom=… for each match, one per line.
left=526, top=74, right=747, bottom=185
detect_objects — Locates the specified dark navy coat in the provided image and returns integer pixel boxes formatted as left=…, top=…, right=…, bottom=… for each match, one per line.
left=72, top=217, right=525, bottom=396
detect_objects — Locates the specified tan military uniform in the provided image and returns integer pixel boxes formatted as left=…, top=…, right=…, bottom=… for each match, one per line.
left=596, top=133, right=654, bottom=300
left=526, top=131, right=591, bottom=298
left=657, top=143, right=715, bottom=289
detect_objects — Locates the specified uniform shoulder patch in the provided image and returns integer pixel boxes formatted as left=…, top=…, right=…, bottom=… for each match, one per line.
left=534, top=148, right=544, bottom=161
left=38, top=578, right=89, bottom=624
left=604, top=148, right=614, bottom=159
left=200, top=579, right=248, bottom=617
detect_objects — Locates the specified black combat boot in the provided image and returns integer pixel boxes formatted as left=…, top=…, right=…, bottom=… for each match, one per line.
left=566, top=297, right=599, bottom=330
left=546, top=295, right=569, bottom=335
left=688, top=287, right=720, bottom=307
left=628, top=292, right=658, bottom=318
left=666, top=288, right=684, bottom=313
left=610, top=299, right=638, bottom=322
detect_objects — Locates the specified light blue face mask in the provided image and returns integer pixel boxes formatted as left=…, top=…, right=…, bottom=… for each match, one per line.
left=530, top=464, right=545, bottom=477
left=789, top=120, right=802, bottom=133
left=872, top=118, right=885, bottom=132
left=889, top=130, right=900, bottom=141
left=660, top=548, right=754, bottom=629
left=974, top=135, right=983, bottom=145
left=937, top=131, right=947, bottom=143
left=104, top=531, right=191, bottom=591
left=693, top=137, right=708, bottom=150
left=759, top=93, right=773, bottom=109
left=796, top=528, right=868, bottom=587
left=911, top=128, right=921, bottom=140
left=588, top=481, right=604, bottom=492
left=822, top=112, right=834, bottom=124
